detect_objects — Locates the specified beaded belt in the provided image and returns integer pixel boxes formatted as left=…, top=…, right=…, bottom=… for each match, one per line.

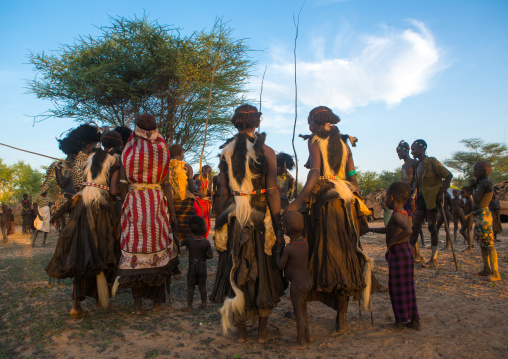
left=232, top=186, right=278, bottom=196
left=319, top=176, right=342, bottom=180
left=129, top=183, right=161, bottom=191
left=83, top=182, right=110, bottom=191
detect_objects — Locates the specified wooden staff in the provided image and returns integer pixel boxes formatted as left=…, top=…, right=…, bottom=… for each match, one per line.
left=0, top=142, right=61, bottom=161
left=439, top=202, right=458, bottom=271
left=199, top=58, right=218, bottom=173
left=258, top=66, right=267, bottom=133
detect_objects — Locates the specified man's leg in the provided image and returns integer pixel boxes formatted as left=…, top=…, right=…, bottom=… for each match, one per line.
left=488, top=246, right=501, bottom=282
left=31, top=230, right=40, bottom=247
left=410, top=210, right=425, bottom=262
left=423, top=210, right=439, bottom=267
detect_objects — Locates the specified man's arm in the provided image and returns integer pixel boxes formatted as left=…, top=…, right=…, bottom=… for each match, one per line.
left=206, top=240, right=213, bottom=259
left=161, top=171, right=178, bottom=229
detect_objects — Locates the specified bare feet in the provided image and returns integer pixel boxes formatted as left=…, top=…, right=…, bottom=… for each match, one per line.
left=376, top=284, right=388, bottom=293
left=181, top=306, right=192, bottom=312
left=152, top=302, right=164, bottom=312
left=257, top=316, right=268, bottom=344
left=331, top=326, right=348, bottom=337
left=199, top=303, right=207, bottom=309
left=237, top=323, right=247, bottom=343
left=288, top=342, right=308, bottom=350
left=133, top=297, right=142, bottom=315
left=422, top=259, right=438, bottom=268
left=69, top=308, right=86, bottom=319
left=475, top=269, right=492, bottom=277
left=407, top=320, right=422, bottom=331
left=414, top=256, right=424, bottom=264
left=463, top=248, right=473, bottom=253
left=489, top=273, right=501, bottom=282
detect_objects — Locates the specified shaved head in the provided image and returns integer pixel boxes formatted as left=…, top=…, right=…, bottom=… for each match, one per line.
left=282, top=210, right=304, bottom=236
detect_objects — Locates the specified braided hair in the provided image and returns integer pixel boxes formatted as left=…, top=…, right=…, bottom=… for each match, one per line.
left=231, top=104, right=261, bottom=130
left=308, top=106, right=340, bottom=126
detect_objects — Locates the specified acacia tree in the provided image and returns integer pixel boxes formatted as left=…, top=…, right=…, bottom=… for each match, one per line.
left=28, top=16, right=254, bottom=163
left=0, top=159, right=46, bottom=204
left=444, top=138, right=508, bottom=186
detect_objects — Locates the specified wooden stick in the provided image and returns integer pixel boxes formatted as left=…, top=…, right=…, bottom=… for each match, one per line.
left=0, top=142, right=62, bottom=161
left=199, top=58, right=218, bottom=173
left=291, top=3, right=305, bottom=196
left=258, top=66, right=267, bottom=133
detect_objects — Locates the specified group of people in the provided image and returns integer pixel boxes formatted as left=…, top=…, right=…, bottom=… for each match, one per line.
left=12, top=103, right=503, bottom=350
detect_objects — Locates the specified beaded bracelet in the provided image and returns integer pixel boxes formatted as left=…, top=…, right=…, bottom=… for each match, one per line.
left=346, top=170, right=357, bottom=178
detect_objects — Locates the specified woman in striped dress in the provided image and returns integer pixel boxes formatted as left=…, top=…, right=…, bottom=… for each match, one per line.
left=117, top=114, right=179, bottom=314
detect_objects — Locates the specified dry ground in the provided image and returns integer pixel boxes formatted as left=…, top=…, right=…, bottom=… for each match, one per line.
left=1, top=222, right=507, bottom=359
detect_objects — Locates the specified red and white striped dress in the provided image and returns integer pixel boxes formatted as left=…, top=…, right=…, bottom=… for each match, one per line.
left=118, top=133, right=175, bottom=273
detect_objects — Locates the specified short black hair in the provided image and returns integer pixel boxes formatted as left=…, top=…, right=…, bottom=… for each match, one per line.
left=276, top=153, right=295, bottom=170
left=189, top=215, right=207, bottom=236
left=101, top=130, right=123, bottom=150
left=308, top=106, right=340, bottom=126
left=282, top=210, right=304, bottom=236
left=169, top=144, right=183, bottom=158
left=231, top=104, right=261, bottom=130
left=114, top=126, right=133, bottom=145
left=135, top=114, right=157, bottom=131
left=462, top=186, right=472, bottom=195
left=386, top=181, right=411, bottom=203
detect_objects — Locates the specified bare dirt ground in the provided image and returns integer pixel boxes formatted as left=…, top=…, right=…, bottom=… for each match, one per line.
left=1, top=221, right=507, bottom=359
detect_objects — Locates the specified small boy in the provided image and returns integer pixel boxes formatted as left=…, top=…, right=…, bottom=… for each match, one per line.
left=450, top=189, right=464, bottom=241
left=181, top=215, right=213, bottom=312
left=365, top=182, right=421, bottom=331
left=460, top=187, right=474, bottom=252
left=470, top=162, right=501, bottom=281
left=1, top=204, right=10, bottom=242
left=275, top=210, right=313, bottom=349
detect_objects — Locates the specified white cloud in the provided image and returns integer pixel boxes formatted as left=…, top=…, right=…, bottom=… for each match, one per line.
left=256, top=19, right=444, bottom=131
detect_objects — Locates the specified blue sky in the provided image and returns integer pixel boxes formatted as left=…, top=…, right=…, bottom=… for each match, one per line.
left=1, top=0, right=507, bottom=181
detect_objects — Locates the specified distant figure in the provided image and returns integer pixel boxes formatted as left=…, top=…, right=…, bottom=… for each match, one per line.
left=194, top=165, right=212, bottom=238
left=276, top=211, right=313, bottom=350
left=436, top=191, right=453, bottom=248
left=365, top=182, right=421, bottom=331
left=276, top=152, right=296, bottom=210
left=471, top=162, right=501, bottom=281
left=489, top=192, right=503, bottom=242
left=21, top=194, right=32, bottom=234
left=409, top=140, right=452, bottom=268
left=460, top=186, right=474, bottom=252
left=31, top=191, right=52, bottom=247
left=211, top=172, right=221, bottom=216
left=181, top=216, right=213, bottom=312
left=450, top=189, right=464, bottom=242
left=8, top=207, right=14, bottom=235
left=1, top=204, right=10, bottom=242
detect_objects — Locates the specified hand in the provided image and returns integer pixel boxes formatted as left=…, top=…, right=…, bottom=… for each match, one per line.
left=436, top=192, right=444, bottom=205
left=276, top=235, right=285, bottom=248
left=410, top=197, right=417, bottom=212
left=359, top=227, right=370, bottom=236
left=38, top=215, right=43, bottom=220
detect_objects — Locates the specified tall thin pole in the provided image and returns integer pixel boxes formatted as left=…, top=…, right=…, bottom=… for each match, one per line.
left=199, top=58, right=218, bottom=172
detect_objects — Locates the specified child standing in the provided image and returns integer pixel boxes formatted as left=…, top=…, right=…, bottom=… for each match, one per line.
left=1, top=204, right=10, bottom=242
left=450, top=189, right=464, bottom=241
left=181, top=215, right=213, bottom=311
left=365, top=182, right=421, bottom=331
left=471, top=161, right=501, bottom=281
left=275, top=210, right=313, bottom=349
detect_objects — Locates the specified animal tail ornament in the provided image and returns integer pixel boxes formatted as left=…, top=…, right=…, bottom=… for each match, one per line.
left=96, top=271, right=109, bottom=308
left=219, top=255, right=245, bottom=335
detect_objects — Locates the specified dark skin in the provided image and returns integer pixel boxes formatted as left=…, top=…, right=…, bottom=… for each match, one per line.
left=397, top=147, right=424, bottom=258
left=275, top=213, right=313, bottom=350
left=172, top=152, right=198, bottom=194
left=365, top=191, right=421, bottom=331
left=180, top=235, right=213, bottom=312
left=287, top=119, right=359, bottom=334
left=410, top=143, right=452, bottom=267
left=460, top=189, right=474, bottom=251
left=196, top=166, right=212, bottom=198
left=450, top=189, right=464, bottom=242
left=218, top=126, right=283, bottom=344
left=436, top=191, right=453, bottom=248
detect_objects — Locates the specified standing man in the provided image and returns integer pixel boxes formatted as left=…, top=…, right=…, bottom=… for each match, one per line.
left=409, top=140, right=452, bottom=268
left=21, top=194, right=32, bottom=234
left=396, top=141, right=424, bottom=262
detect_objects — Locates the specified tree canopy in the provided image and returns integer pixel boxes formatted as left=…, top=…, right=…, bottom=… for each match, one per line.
left=356, top=168, right=399, bottom=195
left=28, top=16, right=255, bottom=163
left=444, top=138, right=508, bottom=186
left=0, top=159, right=47, bottom=204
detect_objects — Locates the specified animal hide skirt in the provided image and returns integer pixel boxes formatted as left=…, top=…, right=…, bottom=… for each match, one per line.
left=210, top=216, right=287, bottom=316
left=45, top=197, right=118, bottom=279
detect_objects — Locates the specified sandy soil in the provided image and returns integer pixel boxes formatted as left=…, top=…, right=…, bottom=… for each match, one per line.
left=1, top=222, right=507, bottom=359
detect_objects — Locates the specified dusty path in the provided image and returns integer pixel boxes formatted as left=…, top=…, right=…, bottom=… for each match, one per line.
left=0, top=223, right=507, bottom=358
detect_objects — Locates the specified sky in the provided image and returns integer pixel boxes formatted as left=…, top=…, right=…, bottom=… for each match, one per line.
left=1, top=0, right=507, bottom=181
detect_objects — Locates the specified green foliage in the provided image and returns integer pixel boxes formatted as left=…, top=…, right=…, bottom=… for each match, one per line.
left=444, top=138, right=508, bottom=187
left=28, top=15, right=255, bottom=163
left=356, top=168, right=399, bottom=195
left=0, top=159, right=45, bottom=204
